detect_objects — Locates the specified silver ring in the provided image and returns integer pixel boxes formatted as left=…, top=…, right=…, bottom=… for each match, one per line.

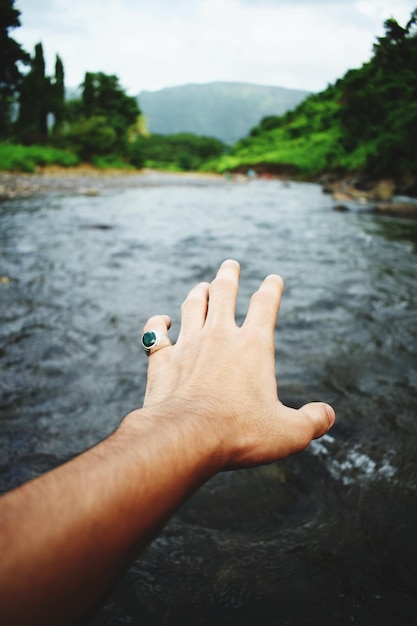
left=140, top=330, right=168, bottom=356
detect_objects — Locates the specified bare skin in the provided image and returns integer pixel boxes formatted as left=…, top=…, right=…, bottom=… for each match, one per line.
left=0, top=259, right=335, bottom=625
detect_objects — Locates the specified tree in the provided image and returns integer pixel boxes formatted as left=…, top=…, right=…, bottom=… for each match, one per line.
left=79, top=72, right=141, bottom=151
left=138, top=132, right=225, bottom=170
left=338, top=9, right=417, bottom=176
left=373, top=13, right=417, bottom=70
left=60, top=72, right=142, bottom=160
left=51, top=55, right=65, bottom=131
left=82, top=72, right=95, bottom=117
left=0, top=0, right=30, bottom=138
left=62, top=116, right=117, bottom=161
left=16, top=42, right=50, bottom=142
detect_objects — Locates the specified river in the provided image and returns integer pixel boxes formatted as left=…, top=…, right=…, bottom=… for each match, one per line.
left=1, top=173, right=417, bottom=625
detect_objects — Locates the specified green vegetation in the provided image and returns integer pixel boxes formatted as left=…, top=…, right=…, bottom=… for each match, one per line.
left=139, top=133, right=226, bottom=171
left=0, top=143, right=79, bottom=172
left=212, top=9, right=417, bottom=185
left=0, top=1, right=224, bottom=174
left=15, top=42, right=65, bottom=143
left=1, top=0, right=416, bottom=184
left=59, top=72, right=142, bottom=163
left=0, top=0, right=30, bottom=139
left=212, top=87, right=344, bottom=174
left=0, top=2, right=144, bottom=171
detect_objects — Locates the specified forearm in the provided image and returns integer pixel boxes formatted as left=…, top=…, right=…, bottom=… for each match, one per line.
left=0, top=405, right=218, bottom=626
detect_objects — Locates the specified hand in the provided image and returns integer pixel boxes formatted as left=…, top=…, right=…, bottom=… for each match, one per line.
left=0, top=260, right=335, bottom=626
left=139, top=259, right=335, bottom=470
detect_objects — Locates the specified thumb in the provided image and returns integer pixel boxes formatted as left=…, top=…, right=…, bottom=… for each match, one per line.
left=298, top=401, right=336, bottom=440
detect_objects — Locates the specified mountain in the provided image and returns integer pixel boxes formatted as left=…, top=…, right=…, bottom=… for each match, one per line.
left=137, top=82, right=310, bottom=144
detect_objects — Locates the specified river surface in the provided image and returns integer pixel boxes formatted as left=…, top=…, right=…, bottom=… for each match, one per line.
left=1, top=173, right=417, bottom=625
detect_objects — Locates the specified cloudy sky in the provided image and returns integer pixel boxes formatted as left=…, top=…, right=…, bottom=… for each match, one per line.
left=14, top=0, right=416, bottom=95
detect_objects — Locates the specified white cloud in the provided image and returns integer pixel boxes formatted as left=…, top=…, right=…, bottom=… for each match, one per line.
left=355, top=0, right=413, bottom=21
left=14, top=0, right=416, bottom=94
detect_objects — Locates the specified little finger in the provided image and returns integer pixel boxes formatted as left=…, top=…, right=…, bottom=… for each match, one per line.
left=141, top=314, right=172, bottom=356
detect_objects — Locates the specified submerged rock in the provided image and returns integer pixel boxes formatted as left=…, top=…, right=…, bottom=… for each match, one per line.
left=333, top=204, right=350, bottom=212
left=372, top=201, right=417, bottom=217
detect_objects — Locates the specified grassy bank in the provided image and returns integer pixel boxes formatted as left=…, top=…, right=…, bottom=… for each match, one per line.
left=0, top=141, right=222, bottom=175
left=0, top=143, right=81, bottom=173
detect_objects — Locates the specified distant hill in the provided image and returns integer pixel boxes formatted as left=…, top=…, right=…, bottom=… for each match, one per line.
left=137, top=82, right=310, bottom=144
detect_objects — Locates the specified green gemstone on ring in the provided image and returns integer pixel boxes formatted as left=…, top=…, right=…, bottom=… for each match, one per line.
left=142, top=331, right=157, bottom=349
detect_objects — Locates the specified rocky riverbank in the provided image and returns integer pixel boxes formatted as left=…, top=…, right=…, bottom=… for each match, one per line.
left=0, top=166, right=135, bottom=200
left=0, top=166, right=223, bottom=200
left=2, top=167, right=417, bottom=218
left=321, top=175, right=417, bottom=218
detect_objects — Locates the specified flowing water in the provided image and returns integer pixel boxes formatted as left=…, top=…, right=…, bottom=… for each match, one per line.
left=1, top=174, right=417, bottom=625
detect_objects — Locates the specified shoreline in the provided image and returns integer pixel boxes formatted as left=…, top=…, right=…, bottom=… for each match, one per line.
left=0, top=166, right=223, bottom=200
left=1, top=166, right=417, bottom=217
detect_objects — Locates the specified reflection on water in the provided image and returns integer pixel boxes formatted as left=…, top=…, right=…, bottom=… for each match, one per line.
left=1, top=176, right=417, bottom=625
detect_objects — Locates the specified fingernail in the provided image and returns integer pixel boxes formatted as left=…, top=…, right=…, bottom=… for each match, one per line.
left=324, top=404, right=336, bottom=429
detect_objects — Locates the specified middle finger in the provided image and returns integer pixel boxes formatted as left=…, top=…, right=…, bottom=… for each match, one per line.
left=206, top=259, right=240, bottom=327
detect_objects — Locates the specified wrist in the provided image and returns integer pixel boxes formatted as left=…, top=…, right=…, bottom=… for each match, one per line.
left=118, top=400, right=225, bottom=482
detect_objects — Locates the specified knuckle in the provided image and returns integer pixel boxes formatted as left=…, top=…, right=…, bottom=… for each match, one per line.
left=181, top=289, right=207, bottom=311
left=251, top=288, right=274, bottom=306
left=212, top=275, right=234, bottom=292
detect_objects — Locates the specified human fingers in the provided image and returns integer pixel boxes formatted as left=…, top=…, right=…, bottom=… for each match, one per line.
left=206, top=259, right=240, bottom=326
left=225, top=399, right=335, bottom=469
left=261, top=402, right=335, bottom=462
left=177, top=281, right=210, bottom=341
left=141, top=314, right=172, bottom=356
left=293, top=402, right=336, bottom=445
left=243, top=274, right=284, bottom=333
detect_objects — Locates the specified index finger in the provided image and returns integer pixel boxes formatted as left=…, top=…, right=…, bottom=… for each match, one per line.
left=242, top=274, right=284, bottom=331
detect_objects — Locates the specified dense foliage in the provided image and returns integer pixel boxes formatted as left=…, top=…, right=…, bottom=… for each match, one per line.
left=0, top=2, right=143, bottom=168
left=0, top=0, right=29, bottom=138
left=0, top=142, right=79, bottom=172
left=0, top=2, right=223, bottom=172
left=339, top=12, right=417, bottom=178
left=214, top=9, right=417, bottom=185
left=15, top=43, right=65, bottom=143
left=139, top=133, right=226, bottom=171
left=59, top=72, right=142, bottom=163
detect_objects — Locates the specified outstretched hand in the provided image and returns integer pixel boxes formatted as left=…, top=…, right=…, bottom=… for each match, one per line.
left=0, top=259, right=335, bottom=626
left=138, top=259, right=335, bottom=470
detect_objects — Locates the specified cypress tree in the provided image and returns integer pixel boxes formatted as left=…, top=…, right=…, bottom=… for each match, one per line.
left=82, top=72, right=95, bottom=117
left=16, top=42, right=49, bottom=142
left=0, top=0, right=30, bottom=138
left=52, top=54, right=65, bottom=131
